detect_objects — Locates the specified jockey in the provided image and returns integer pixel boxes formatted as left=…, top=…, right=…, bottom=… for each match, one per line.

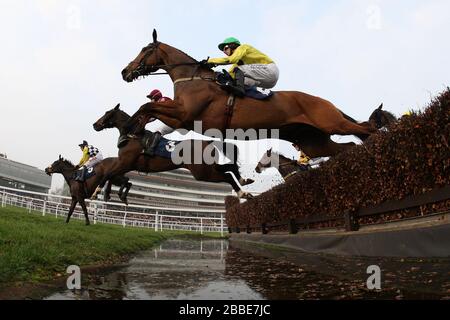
left=205, top=37, right=279, bottom=97
left=292, top=144, right=311, bottom=169
left=146, top=90, right=174, bottom=156
left=147, top=89, right=172, bottom=103
left=75, top=140, right=103, bottom=182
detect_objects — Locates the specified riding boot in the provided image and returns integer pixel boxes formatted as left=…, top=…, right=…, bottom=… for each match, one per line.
left=146, top=131, right=162, bottom=156
left=75, top=166, right=87, bottom=182
left=220, top=69, right=246, bottom=97
left=233, top=68, right=246, bottom=97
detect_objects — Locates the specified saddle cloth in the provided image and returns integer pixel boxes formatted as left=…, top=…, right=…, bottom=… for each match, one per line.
left=216, top=71, right=274, bottom=100
left=152, top=137, right=180, bottom=159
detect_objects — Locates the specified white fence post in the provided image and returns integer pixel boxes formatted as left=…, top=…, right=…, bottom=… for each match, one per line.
left=1, top=191, right=5, bottom=207
left=155, top=211, right=159, bottom=232
left=42, top=200, right=47, bottom=216
left=200, top=218, right=203, bottom=235
left=122, top=210, right=127, bottom=228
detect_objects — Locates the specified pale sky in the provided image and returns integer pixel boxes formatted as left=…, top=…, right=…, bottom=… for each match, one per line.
left=0, top=0, right=449, bottom=193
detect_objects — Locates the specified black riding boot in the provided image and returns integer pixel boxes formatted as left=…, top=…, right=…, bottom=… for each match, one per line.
left=220, top=68, right=246, bottom=97
left=233, top=68, right=246, bottom=97
left=75, top=167, right=87, bottom=182
left=146, top=131, right=162, bottom=156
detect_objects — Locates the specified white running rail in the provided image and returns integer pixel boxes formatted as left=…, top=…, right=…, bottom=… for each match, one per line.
left=0, top=186, right=227, bottom=236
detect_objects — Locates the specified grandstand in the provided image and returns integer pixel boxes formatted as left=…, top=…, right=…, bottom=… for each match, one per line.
left=107, top=169, right=233, bottom=218
left=0, top=153, right=51, bottom=194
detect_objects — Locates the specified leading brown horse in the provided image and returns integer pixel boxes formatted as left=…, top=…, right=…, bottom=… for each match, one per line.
left=121, top=30, right=378, bottom=158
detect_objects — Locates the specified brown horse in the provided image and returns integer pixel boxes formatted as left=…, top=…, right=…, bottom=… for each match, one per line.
left=121, top=30, right=378, bottom=158
left=255, top=148, right=310, bottom=181
left=45, top=156, right=132, bottom=225
left=368, top=104, right=398, bottom=129
left=93, top=104, right=255, bottom=198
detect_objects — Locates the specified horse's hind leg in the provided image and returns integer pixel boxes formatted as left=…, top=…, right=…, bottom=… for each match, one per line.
left=326, top=119, right=377, bottom=140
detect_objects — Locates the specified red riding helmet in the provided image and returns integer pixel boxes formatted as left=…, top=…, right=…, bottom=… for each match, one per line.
left=147, top=89, right=163, bottom=101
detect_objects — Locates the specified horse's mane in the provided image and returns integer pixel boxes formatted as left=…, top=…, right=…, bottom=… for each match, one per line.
left=61, top=158, right=75, bottom=168
left=384, top=110, right=397, bottom=120
left=161, top=42, right=212, bottom=72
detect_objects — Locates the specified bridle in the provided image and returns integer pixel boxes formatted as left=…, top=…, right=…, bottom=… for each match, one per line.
left=127, top=42, right=215, bottom=84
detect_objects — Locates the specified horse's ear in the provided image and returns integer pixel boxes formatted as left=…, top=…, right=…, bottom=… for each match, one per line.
left=114, top=103, right=120, bottom=110
left=59, top=154, right=62, bottom=160
left=267, top=148, right=272, bottom=156
left=378, top=103, right=383, bottom=110
left=152, top=29, right=158, bottom=43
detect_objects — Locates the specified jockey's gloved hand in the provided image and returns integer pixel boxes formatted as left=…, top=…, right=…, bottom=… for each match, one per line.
left=199, top=58, right=216, bottom=69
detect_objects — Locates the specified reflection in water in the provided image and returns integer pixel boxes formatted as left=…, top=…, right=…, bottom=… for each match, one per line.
left=46, top=239, right=263, bottom=300
left=45, top=239, right=450, bottom=300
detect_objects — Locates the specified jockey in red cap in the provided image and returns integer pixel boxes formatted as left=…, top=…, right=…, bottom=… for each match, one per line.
left=147, top=89, right=172, bottom=102
left=145, top=89, right=174, bottom=156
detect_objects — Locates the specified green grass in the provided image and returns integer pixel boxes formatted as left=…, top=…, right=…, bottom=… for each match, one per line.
left=0, top=206, right=223, bottom=285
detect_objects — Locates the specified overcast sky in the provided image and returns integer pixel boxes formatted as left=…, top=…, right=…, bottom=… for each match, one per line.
left=0, top=0, right=449, bottom=193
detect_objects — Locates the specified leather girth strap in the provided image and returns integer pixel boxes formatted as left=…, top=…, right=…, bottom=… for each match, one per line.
left=224, top=94, right=235, bottom=130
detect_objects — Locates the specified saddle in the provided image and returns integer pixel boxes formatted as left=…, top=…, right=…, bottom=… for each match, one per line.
left=74, top=166, right=96, bottom=182
left=117, top=132, right=179, bottom=159
left=215, top=70, right=274, bottom=100
left=216, top=70, right=274, bottom=129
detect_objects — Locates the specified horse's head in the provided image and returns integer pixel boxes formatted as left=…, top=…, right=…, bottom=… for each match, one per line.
left=368, top=103, right=398, bottom=129
left=45, top=155, right=75, bottom=175
left=93, top=103, right=125, bottom=131
left=255, top=148, right=274, bottom=174
left=122, top=29, right=164, bottom=82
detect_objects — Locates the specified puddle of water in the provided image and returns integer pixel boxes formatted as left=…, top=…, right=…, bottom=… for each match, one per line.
left=45, top=239, right=450, bottom=300
left=46, top=239, right=264, bottom=300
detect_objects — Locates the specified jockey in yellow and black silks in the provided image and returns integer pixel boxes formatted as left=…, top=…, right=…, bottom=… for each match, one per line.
left=75, top=140, right=103, bottom=182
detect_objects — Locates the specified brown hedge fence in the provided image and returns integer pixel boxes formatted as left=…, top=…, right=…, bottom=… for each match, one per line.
left=226, top=88, right=450, bottom=232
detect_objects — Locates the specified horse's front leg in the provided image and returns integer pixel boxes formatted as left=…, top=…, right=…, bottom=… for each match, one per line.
left=66, top=198, right=77, bottom=224
left=128, top=101, right=187, bottom=134
left=104, top=180, right=112, bottom=202
left=79, top=199, right=90, bottom=226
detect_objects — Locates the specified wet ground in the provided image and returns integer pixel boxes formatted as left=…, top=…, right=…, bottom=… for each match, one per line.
left=45, top=239, right=450, bottom=300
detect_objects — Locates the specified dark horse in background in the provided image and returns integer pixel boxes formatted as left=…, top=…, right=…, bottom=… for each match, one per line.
left=93, top=104, right=255, bottom=198
left=368, top=104, right=398, bottom=129
left=45, top=156, right=132, bottom=225
left=255, top=148, right=310, bottom=181
left=122, top=29, right=379, bottom=158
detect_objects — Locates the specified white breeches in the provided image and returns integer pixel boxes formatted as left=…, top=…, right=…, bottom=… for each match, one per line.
left=239, top=63, right=279, bottom=89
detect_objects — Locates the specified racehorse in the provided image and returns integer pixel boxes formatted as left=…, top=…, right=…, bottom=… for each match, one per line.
left=255, top=149, right=310, bottom=181
left=368, top=104, right=398, bottom=129
left=93, top=104, right=255, bottom=198
left=45, top=156, right=132, bottom=225
left=121, top=30, right=378, bottom=158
